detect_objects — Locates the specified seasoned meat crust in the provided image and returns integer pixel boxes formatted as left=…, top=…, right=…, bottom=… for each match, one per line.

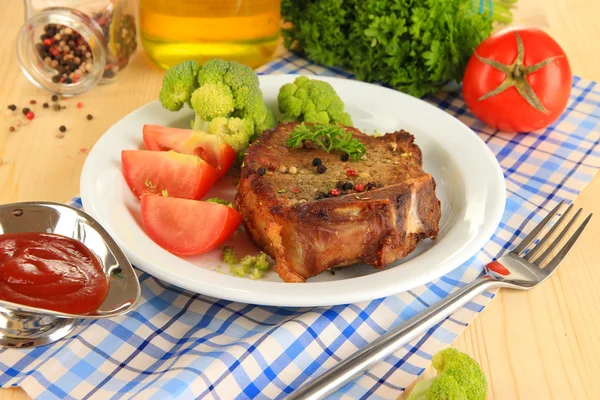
left=235, top=122, right=441, bottom=283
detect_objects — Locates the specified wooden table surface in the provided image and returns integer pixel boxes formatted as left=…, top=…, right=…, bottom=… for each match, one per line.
left=1, top=0, right=600, bottom=399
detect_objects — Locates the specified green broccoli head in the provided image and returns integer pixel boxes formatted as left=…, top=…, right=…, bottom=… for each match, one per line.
left=158, top=60, right=200, bottom=111
left=277, top=76, right=353, bottom=126
left=407, top=348, right=487, bottom=400
left=158, top=58, right=275, bottom=153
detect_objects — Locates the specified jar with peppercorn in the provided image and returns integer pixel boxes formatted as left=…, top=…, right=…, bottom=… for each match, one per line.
left=17, top=0, right=138, bottom=96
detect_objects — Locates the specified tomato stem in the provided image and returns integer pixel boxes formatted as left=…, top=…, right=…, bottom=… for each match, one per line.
left=474, top=31, right=562, bottom=114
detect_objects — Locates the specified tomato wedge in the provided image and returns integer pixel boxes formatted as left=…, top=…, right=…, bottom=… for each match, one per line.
left=122, top=150, right=218, bottom=200
left=143, top=125, right=236, bottom=178
left=141, top=196, right=242, bottom=255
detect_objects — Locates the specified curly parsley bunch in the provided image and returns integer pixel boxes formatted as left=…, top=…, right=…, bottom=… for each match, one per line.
left=282, top=0, right=511, bottom=98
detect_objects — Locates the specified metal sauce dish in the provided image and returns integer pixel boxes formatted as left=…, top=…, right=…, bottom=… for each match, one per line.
left=0, top=202, right=141, bottom=348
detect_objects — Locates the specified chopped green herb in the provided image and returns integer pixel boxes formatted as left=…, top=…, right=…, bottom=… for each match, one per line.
left=206, top=198, right=233, bottom=208
left=161, top=189, right=169, bottom=197
left=287, top=123, right=366, bottom=161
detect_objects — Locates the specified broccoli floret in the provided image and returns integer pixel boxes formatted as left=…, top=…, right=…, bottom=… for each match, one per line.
left=407, top=348, right=486, bottom=400
left=190, top=83, right=235, bottom=121
left=192, top=60, right=273, bottom=144
left=222, top=246, right=238, bottom=265
left=239, top=255, right=253, bottom=267
left=158, top=59, right=275, bottom=155
left=250, top=103, right=276, bottom=141
left=233, top=253, right=272, bottom=279
left=159, top=60, right=200, bottom=111
left=254, top=253, right=270, bottom=271
left=206, top=117, right=254, bottom=153
left=278, top=76, right=353, bottom=126
left=230, top=265, right=246, bottom=277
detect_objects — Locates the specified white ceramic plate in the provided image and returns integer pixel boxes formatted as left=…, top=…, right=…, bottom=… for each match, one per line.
left=81, top=75, right=505, bottom=307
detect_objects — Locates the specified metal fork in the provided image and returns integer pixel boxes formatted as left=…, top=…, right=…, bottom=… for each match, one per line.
left=288, top=201, right=592, bottom=400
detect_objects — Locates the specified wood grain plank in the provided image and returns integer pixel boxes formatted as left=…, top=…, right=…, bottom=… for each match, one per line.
left=2, top=0, right=600, bottom=399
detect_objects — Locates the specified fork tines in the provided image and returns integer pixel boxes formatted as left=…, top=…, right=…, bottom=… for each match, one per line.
left=511, top=200, right=592, bottom=270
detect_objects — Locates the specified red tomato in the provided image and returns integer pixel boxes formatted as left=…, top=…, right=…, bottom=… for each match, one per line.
left=121, top=150, right=217, bottom=199
left=462, top=27, right=571, bottom=132
left=141, top=196, right=242, bottom=255
left=143, top=125, right=236, bottom=178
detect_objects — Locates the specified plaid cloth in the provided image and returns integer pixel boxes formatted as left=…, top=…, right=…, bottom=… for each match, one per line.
left=2, top=52, right=600, bottom=400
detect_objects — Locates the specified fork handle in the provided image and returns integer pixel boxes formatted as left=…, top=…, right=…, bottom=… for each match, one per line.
left=287, top=276, right=500, bottom=400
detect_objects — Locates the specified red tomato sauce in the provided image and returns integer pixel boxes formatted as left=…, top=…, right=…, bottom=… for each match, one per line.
left=0, top=232, right=109, bottom=314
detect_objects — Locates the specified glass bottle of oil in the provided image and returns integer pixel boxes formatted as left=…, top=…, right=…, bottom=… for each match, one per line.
left=139, top=0, right=280, bottom=69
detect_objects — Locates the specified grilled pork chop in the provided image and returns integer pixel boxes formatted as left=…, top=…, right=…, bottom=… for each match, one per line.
left=235, top=122, right=441, bottom=283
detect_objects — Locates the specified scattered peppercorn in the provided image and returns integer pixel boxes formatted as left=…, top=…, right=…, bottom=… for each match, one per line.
left=315, top=192, right=328, bottom=200
left=340, top=152, right=349, bottom=162
left=330, top=189, right=340, bottom=196
left=52, top=103, right=61, bottom=111
left=7, top=105, right=16, bottom=111
left=25, top=111, right=35, bottom=120
left=86, top=114, right=93, bottom=120
left=346, top=168, right=357, bottom=177
left=257, top=167, right=267, bottom=176
left=316, top=165, right=327, bottom=174
left=342, top=182, right=354, bottom=191
left=51, top=95, right=59, bottom=102
left=8, top=126, right=15, bottom=132
left=43, top=102, right=49, bottom=108
left=336, top=181, right=344, bottom=189
left=355, top=183, right=365, bottom=192
left=22, top=107, right=30, bottom=116
left=312, top=157, right=322, bottom=166
left=59, top=125, right=67, bottom=132
left=29, top=100, right=37, bottom=105
left=366, top=182, right=377, bottom=191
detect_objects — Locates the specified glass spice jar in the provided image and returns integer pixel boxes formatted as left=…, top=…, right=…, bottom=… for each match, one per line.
left=17, top=0, right=138, bottom=96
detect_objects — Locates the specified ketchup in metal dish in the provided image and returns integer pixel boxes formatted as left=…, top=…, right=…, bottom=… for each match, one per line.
left=0, top=232, right=109, bottom=314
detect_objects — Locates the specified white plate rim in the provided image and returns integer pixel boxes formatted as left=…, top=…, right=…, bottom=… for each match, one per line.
left=81, top=75, right=505, bottom=307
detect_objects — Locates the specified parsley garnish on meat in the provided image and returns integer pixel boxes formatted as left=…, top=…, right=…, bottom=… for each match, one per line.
left=286, top=123, right=366, bottom=161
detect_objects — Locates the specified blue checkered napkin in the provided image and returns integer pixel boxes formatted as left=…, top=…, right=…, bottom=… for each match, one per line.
left=1, top=52, right=599, bottom=400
